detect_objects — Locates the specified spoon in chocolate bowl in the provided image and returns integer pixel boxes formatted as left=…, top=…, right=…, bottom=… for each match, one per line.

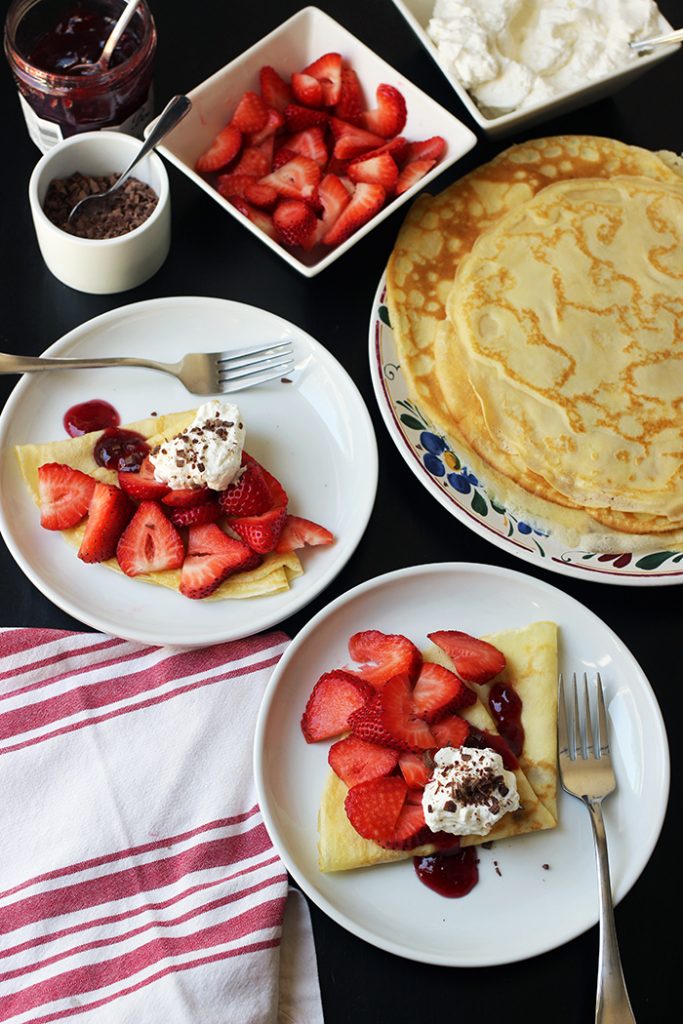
left=71, top=0, right=143, bottom=74
left=66, top=94, right=192, bottom=227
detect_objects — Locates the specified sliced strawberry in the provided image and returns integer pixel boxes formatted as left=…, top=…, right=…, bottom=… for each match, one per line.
left=117, top=456, right=171, bottom=502
left=396, top=157, right=436, bottom=196
left=260, top=155, right=321, bottom=202
left=347, top=629, right=422, bottom=688
left=275, top=514, right=334, bottom=552
left=328, top=735, right=399, bottom=787
left=348, top=151, right=398, bottom=191
left=218, top=460, right=271, bottom=517
left=284, top=103, right=328, bottom=133
left=273, top=145, right=298, bottom=170
left=242, top=452, right=288, bottom=508
left=255, top=133, right=276, bottom=172
left=243, top=181, right=279, bottom=209
left=311, top=173, right=352, bottom=244
left=273, top=198, right=317, bottom=249
left=232, top=145, right=271, bottom=177
left=231, top=91, right=269, bottom=134
left=398, top=751, right=432, bottom=789
left=385, top=802, right=432, bottom=851
left=344, top=776, right=407, bottom=844
left=162, top=486, right=209, bottom=509
left=259, top=65, right=291, bottom=113
left=245, top=107, right=285, bottom=146
left=216, top=172, right=258, bottom=200
left=230, top=504, right=288, bottom=553
left=229, top=197, right=277, bottom=239
left=428, top=630, right=506, bottom=684
left=291, top=71, right=324, bottom=108
left=301, top=669, right=373, bottom=742
left=37, top=463, right=97, bottom=530
left=179, top=523, right=254, bottom=599
left=333, top=67, right=365, bottom=125
left=116, top=501, right=185, bottom=577
left=361, top=84, right=407, bottom=138
left=403, top=136, right=446, bottom=164
left=430, top=714, right=470, bottom=749
left=379, top=673, right=435, bottom=752
left=411, top=662, right=477, bottom=723
left=78, top=482, right=134, bottom=563
left=168, top=501, right=220, bottom=527
left=286, top=127, right=329, bottom=167
left=348, top=693, right=399, bottom=748
left=362, top=135, right=408, bottom=163
left=322, top=181, right=385, bottom=246
left=195, top=124, right=242, bottom=173
left=467, top=726, right=519, bottom=771
left=328, top=117, right=384, bottom=160
left=302, top=52, right=342, bottom=106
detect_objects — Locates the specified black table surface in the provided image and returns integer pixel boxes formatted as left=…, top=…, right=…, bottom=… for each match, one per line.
left=1, top=1, right=681, bottom=1020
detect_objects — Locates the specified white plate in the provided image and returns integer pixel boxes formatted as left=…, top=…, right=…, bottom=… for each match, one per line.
left=0, top=296, right=378, bottom=647
left=254, top=563, right=669, bottom=966
left=369, top=275, right=683, bottom=585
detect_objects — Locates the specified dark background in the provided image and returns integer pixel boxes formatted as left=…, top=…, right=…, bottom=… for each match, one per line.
left=1, top=1, right=681, bottom=1020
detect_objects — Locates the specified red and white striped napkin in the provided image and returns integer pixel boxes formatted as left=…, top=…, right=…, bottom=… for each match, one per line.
left=0, top=627, right=323, bottom=1024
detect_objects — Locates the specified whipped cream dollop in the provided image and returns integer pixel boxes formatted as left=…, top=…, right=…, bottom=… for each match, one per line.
left=428, top=0, right=665, bottom=115
left=422, top=746, right=520, bottom=836
left=149, top=400, right=245, bottom=491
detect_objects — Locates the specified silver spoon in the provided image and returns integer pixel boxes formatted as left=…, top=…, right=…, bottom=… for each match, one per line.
left=67, top=94, right=192, bottom=225
left=72, top=0, right=143, bottom=73
left=629, top=27, right=683, bottom=52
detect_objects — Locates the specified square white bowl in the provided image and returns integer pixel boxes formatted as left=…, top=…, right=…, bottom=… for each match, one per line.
left=390, top=0, right=681, bottom=136
left=149, top=5, right=477, bottom=276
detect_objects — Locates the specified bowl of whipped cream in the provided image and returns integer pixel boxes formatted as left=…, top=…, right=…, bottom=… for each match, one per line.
left=391, top=0, right=680, bottom=134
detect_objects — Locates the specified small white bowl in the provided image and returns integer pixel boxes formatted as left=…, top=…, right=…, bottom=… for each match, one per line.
left=28, top=132, right=171, bottom=294
left=149, top=5, right=477, bottom=277
left=390, top=0, right=681, bottom=137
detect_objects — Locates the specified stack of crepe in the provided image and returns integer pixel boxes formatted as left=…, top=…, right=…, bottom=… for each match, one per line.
left=386, top=136, right=683, bottom=546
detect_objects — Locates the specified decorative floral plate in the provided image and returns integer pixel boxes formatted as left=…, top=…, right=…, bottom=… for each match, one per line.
left=369, top=275, right=683, bottom=586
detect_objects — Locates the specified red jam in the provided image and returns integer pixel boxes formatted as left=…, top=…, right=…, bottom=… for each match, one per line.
left=414, top=847, right=479, bottom=898
left=25, top=3, right=139, bottom=74
left=64, top=397, right=120, bottom=437
left=93, top=427, right=149, bottom=472
left=488, top=681, right=525, bottom=759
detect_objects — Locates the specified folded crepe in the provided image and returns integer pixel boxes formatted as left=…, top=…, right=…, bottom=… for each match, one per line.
left=318, top=621, right=558, bottom=872
left=15, top=410, right=303, bottom=601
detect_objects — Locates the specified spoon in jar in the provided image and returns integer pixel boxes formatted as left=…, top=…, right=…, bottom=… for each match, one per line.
left=72, top=0, right=142, bottom=73
left=629, top=27, right=683, bottom=52
left=67, top=94, right=192, bottom=225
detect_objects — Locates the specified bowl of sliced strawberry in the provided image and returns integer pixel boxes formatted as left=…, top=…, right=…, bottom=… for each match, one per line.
left=149, top=6, right=477, bottom=276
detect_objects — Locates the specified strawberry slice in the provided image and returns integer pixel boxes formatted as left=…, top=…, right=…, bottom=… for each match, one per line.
left=385, top=802, right=432, bottom=851
left=361, top=135, right=408, bottom=163
left=230, top=504, right=288, bottom=553
left=284, top=103, right=328, bottom=132
left=243, top=181, right=279, bottom=209
left=344, top=776, right=407, bottom=844
left=468, top=726, right=519, bottom=771
left=404, top=136, right=446, bottom=164
left=328, top=735, right=399, bottom=787
left=273, top=198, right=317, bottom=249
left=291, top=72, right=324, bottom=108
left=78, top=482, right=134, bottom=563
left=195, top=124, right=242, bottom=173
left=116, top=501, right=185, bottom=577
left=242, top=452, right=288, bottom=508
left=168, top=501, right=220, bottom=528
left=302, top=52, right=343, bottom=106
left=428, top=630, right=506, bottom=684
left=275, top=515, right=334, bottom=552
left=37, top=463, right=96, bottom=530
left=348, top=151, right=398, bottom=191
left=328, top=117, right=384, bottom=160
left=396, top=158, right=436, bottom=196
left=285, top=127, right=329, bottom=167
left=273, top=145, right=298, bottom=170
left=218, top=459, right=271, bottom=517
left=398, top=751, right=432, bottom=789
left=162, top=486, right=210, bottom=509
left=312, top=173, right=351, bottom=244
left=347, top=629, right=422, bottom=688
left=411, top=662, right=477, bottom=723
left=231, top=91, right=269, bottom=134
left=216, top=172, right=259, bottom=200
left=260, top=155, right=322, bottom=202
left=379, top=673, right=435, bottom=752
left=232, top=145, right=271, bottom=177
left=333, top=67, right=365, bottom=125
left=259, top=66, right=291, bottom=113
left=348, top=693, right=399, bottom=748
left=229, top=198, right=277, bottom=239
left=361, top=83, right=407, bottom=138
left=322, top=181, right=385, bottom=246
left=179, top=523, right=255, bottom=599
left=301, top=669, right=373, bottom=742
left=117, top=456, right=171, bottom=502
left=245, top=107, right=285, bottom=146
left=430, top=714, right=470, bottom=749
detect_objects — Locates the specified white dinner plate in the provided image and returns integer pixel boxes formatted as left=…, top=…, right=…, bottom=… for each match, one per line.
left=0, top=296, right=377, bottom=647
left=369, top=275, right=683, bottom=585
left=254, top=562, right=669, bottom=966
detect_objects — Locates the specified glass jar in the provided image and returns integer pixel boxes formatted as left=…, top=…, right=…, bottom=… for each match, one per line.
left=4, top=0, right=157, bottom=152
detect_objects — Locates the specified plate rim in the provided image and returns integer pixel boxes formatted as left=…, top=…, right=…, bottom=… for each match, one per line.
left=0, top=295, right=379, bottom=646
left=254, top=560, right=671, bottom=966
left=368, top=272, right=683, bottom=587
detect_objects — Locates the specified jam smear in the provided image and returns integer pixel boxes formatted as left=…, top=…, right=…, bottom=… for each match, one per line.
left=467, top=725, right=519, bottom=771
left=64, top=398, right=120, bottom=437
left=414, top=847, right=479, bottom=898
left=26, top=3, right=140, bottom=76
left=93, top=427, right=149, bottom=472
left=488, top=681, right=525, bottom=759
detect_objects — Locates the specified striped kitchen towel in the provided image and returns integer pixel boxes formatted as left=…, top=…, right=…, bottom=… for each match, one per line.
left=0, top=627, right=323, bottom=1024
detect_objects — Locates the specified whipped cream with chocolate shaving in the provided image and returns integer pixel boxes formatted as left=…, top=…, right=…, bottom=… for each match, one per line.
left=149, top=400, right=245, bottom=491
left=422, top=745, right=519, bottom=836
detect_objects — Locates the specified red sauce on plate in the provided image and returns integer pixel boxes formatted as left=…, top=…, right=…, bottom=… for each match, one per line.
left=414, top=847, right=479, bottom=898
left=488, top=681, right=525, bottom=759
left=63, top=398, right=120, bottom=436
left=93, top=427, right=149, bottom=472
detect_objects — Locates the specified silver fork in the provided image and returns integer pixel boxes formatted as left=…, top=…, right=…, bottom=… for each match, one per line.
left=558, top=672, right=636, bottom=1024
left=0, top=341, right=295, bottom=396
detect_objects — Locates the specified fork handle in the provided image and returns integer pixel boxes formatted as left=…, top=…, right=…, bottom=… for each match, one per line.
left=0, top=352, right=176, bottom=375
left=587, top=798, right=637, bottom=1024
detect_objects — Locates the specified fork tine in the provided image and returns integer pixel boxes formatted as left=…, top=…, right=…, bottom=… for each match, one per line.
left=596, top=671, right=609, bottom=758
left=583, top=672, right=595, bottom=757
left=558, top=673, right=569, bottom=757
left=216, top=341, right=293, bottom=362
left=218, top=364, right=294, bottom=394
left=217, top=346, right=293, bottom=373
left=571, top=671, right=582, bottom=759
left=218, top=356, right=294, bottom=384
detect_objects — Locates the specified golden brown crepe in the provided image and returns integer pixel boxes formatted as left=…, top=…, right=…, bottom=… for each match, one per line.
left=15, top=411, right=303, bottom=601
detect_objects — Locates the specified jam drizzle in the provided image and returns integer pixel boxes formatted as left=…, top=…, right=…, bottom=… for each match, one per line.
left=414, top=847, right=479, bottom=898
left=487, top=681, right=525, bottom=758
left=64, top=398, right=120, bottom=437
left=93, top=428, right=149, bottom=472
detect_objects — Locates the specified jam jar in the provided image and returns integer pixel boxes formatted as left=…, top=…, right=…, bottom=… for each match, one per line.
left=4, top=0, right=157, bottom=152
